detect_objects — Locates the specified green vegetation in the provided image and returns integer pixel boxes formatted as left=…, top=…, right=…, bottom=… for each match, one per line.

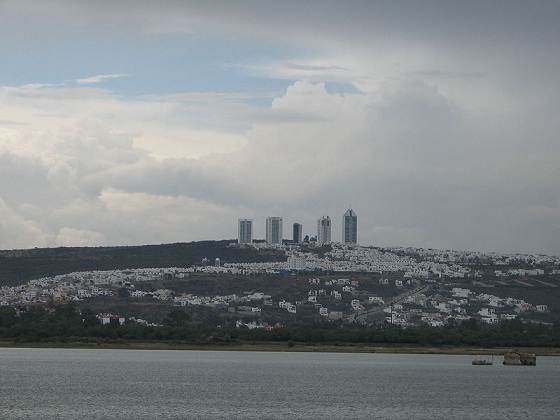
left=1, top=241, right=559, bottom=351
left=1, top=304, right=558, bottom=349
left=0, top=241, right=285, bottom=286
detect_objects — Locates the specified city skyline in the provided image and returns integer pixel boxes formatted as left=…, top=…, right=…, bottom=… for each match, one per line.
left=1, top=2, right=559, bottom=256
left=242, top=210, right=357, bottom=244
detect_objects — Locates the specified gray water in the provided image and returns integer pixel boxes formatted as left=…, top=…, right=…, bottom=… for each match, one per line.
left=0, top=348, right=558, bottom=419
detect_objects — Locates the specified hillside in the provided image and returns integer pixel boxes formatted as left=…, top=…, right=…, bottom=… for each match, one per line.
left=0, top=241, right=559, bottom=348
left=0, top=240, right=285, bottom=287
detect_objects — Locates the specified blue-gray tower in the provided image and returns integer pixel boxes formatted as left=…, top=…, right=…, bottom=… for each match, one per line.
left=342, top=208, right=357, bottom=244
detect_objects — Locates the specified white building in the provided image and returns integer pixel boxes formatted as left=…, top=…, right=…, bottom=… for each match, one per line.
left=266, top=217, right=283, bottom=244
left=287, top=254, right=307, bottom=270
left=238, top=219, right=253, bottom=244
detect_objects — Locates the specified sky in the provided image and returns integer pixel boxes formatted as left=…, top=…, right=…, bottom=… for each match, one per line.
left=0, top=0, right=559, bottom=255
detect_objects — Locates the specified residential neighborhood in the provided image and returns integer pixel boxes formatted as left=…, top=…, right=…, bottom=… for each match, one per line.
left=0, top=242, right=558, bottom=329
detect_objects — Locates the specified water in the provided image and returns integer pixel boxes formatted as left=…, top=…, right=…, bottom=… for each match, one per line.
left=0, top=348, right=558, bottom=419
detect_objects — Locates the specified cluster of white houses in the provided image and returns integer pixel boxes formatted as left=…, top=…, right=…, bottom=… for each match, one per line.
left=1, top=238, right=557, bottom=327
left=238, top=208, right=358, bottom=246
left=222, top=243, right=474, bottom=278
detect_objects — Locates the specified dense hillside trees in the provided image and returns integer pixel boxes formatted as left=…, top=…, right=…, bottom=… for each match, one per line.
left=1, top=304, right=558, bottom=349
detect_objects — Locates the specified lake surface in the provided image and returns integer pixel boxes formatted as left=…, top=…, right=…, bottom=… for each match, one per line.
left=0, top=348, right=558, bottom=419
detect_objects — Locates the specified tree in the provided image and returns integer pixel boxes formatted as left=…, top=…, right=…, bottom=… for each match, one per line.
left=0, top=307, right=16, bottom=328
left=54, top=303, right=81, bottom=321
left=163, top=309, right=191, bottom=327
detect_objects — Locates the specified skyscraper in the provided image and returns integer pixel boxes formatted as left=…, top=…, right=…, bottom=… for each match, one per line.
left=293, top=223, right=302, bottom=244
left=238, top=219, right=253, bottom=244
left=266, top=217, right=283, bottom=244
left=342, top=208, right=358, bottom=244
left=317, top=215, right=331, bottom=246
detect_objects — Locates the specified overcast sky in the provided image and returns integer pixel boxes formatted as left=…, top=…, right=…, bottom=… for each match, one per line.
left=1, top=1, right=559, bottom=255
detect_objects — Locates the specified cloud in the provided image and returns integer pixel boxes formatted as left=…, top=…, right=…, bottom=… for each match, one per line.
left=56, top=228, right=106, bottom=247
left=0, top=198, right=51, bottom=249
left=1, top=2, right=559, bottom=255
left=1, top=73, right=559, bottom=253
left=284, top=63, right=347, bottom=72
left=369, top=225, right=451, bottom=251
left=76, top=74, right=129, bottom=84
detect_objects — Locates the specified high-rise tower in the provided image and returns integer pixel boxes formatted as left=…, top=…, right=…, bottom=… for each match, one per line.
left=266, top=217, right=283, bottom=244
left=293, top=223, right=302, bottom=244
left=238, top=219, right=253, bottom=244
left=317, top=215, right=331, bottom=246
left=342, top=208, right=357, bottom=244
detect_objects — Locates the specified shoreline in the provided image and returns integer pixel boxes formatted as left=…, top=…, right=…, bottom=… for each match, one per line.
left=1, top=340, right=559, bottom=356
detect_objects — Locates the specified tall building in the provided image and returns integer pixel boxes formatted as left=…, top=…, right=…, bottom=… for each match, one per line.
left=317, top=215, right=331, bottom=246
left=342, top=208, right=358, bottom=244
left=293, top=223, right=302, bottom=244
left=266, top=217, right=283, bottom=244
left=238, top=219, right=253, bottom=244
left=287, top=254, right=307, bottom=270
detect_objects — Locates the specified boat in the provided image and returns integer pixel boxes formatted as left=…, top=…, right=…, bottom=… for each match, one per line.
left=503, top=351, right=536, bottom=366
left=472, top=356, right=493, bottom=365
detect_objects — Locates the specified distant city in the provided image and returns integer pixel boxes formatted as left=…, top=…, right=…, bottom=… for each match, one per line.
left=238, top=208, right=358, bottom=246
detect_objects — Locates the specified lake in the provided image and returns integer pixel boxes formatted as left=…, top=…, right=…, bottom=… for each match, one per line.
left=0, top=348, right=558, bottom=419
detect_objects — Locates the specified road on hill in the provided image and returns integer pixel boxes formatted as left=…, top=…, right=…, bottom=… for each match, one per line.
left=350, top=284, right=432, bottom=324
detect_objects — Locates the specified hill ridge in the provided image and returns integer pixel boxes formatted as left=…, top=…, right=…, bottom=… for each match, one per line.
left=0, top=240, right=285, bottom=286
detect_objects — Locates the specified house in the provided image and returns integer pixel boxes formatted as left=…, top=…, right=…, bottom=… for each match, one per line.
left=481, top=314, right=499, bottom=324
left=500, top=314, right=517, bottom=320
left=351, top=299, right=362, bottom=310
left=131, top=290, right=146, bottom=298
left=369, top=296, right=384, bottom=304
left=99, top=314, right=125, bottom=325
left=328, top=311, right=343, bottom=320
left=478, top=308, right=495, bottom=317
left=331, top=291, right=342, bottom=300
left=451, top=288, right=471, bottom=298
